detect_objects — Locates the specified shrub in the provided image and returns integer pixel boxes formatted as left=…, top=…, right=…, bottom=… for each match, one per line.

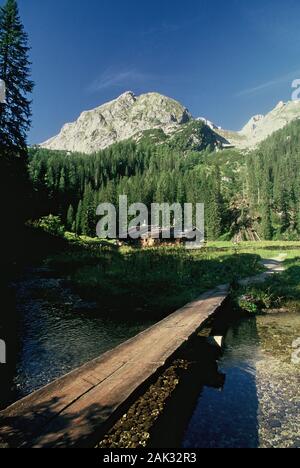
left=35, top=215, right=65, bottom=237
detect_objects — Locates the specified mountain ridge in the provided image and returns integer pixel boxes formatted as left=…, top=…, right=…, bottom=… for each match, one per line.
left=40, top=91, right=300, bottom=154
left=41, top=91, right=193, bottom=154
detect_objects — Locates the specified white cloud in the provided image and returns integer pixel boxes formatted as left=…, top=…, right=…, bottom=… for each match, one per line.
left=142, top=15, right=203, bottom=37
left=235, top=69, right=300, bottom=98
left=88, top=68, right=154, bottom=93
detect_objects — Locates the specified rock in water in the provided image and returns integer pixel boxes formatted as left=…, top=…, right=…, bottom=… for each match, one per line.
left=207, top=336, right=224, bottom=348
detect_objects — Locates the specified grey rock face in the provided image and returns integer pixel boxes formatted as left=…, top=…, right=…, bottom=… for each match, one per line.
left=218, top=100, right=300, bottom=149
left=41, top=91, right=192, bottom=154
left=41, top=93, right=300, bottom=154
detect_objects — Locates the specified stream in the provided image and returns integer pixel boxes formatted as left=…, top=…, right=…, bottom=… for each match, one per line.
left=1, top=265, right=299, bottom=449
left=182, top=311, right=300, bottom=449
left=0, top=266, right=153, bottom=408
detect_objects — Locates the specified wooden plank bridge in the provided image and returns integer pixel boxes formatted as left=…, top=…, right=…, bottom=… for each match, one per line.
left=0, top=285, right=229, bottom=448
left=0, top=255, right=286, bottom=448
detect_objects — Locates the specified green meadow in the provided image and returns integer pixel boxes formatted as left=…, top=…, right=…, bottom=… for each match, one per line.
left=45, top=237, right=300, bottom=319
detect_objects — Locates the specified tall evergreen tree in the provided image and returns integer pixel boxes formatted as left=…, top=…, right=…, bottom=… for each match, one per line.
left=66, top=204, right=74, bottom=231
left=206, top=174, right=222, bottom=240
left=280, top=188, right=290, bottom=233
left=75, top=200, right=82, bottom=236
left=261, top=202, right=273, bottom=240
left=206, top=191, right=222, bottom=240
left=261, top=169, right=273, bottom=240
left=0, top=0, right=34, bottom=156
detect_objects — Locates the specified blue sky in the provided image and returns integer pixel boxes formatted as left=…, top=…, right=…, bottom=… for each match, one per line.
left=10, top=0, right=300, bottom=143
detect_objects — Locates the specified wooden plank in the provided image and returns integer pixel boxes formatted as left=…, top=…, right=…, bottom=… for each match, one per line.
left=0, top=286, right=228, bottom=448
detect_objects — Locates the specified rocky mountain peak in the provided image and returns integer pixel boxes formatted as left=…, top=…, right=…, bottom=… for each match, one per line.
left=41, top=91, right=192, bottom=154
left=274, top=100, right=285, bottom=110
left=196, top=117, right=222, bottom=131
left=213, top=100, right=300, bottom=150
left=236, top=100, right=300, bottom=148
left=40, top=92, right=300, bottom=155
left=240, top=114, right=265, bottom=134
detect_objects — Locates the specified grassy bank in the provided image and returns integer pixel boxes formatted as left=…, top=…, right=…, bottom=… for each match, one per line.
left=29, top=233, right=300, bottom=319
left=231, top=253, right=300, bottom=314
left=46, top=240, right=264, bottom=319
left=208, top=240, right=300, bottom=251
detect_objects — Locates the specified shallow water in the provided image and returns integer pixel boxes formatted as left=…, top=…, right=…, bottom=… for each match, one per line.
left=182, top=312, right=300, bottom=449
left=2, top=266, right=299, bottom=449
left=1, top=266, right=153, bottom=406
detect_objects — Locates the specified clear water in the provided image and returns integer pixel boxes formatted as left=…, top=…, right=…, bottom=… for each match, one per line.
left=2, top=266, right=299, bottom=449
left=182, top=312, right=300, bottom=449
left=1, top=266, right=153, bottom=406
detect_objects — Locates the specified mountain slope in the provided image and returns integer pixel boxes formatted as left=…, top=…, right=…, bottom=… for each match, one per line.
left=31, top=118, right=300, bottom=241
left=41, top=91, right=300, bottom=154
left=216, top=100, right=300, bottom=149
left=41, top=91, right=193, bottom=154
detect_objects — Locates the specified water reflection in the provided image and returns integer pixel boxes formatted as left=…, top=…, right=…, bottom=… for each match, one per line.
left=182, top=313, right=300, bottom=449
left=0, top=267, right=153, bottom=408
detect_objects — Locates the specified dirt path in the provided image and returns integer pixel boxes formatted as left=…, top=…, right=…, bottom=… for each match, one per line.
left=239, top=254, right=287, bottom=286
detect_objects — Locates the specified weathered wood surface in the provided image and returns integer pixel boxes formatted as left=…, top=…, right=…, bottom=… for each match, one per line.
left=0, top=285, right=229, bottom=448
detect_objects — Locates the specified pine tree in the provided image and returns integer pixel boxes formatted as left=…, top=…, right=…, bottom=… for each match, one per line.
left=205, top=173, right=222, bottom=241
left=59, top=168, right=66, bottom=192
left=75, top=200, right=82, bottom=236
left=261, top=170, right=273, bottom=240
left=66, top=204, right=74, bottom=231
left=280, top=188, right=290, bottom=233
left=0, top=0, right=34, bottom=156
left=261, top=202, right=273, bottom=240
left=206, top=192, right=222, bottom=240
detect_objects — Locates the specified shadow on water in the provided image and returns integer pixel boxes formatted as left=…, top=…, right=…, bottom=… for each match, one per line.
left=0, top=228, right=70, bottom=409
left=149, top=306, right=261, bottom=449
left=182, top=318, right=260, bottom=449
left=0, top=272, right=154, bottom=408
left=0, top=228, right=153, bottom=410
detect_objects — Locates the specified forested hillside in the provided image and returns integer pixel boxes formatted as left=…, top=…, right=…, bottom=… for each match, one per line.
left=246, top=120, right=300, bottom=240
left=28, top=146, right=225, bottom=239
left=28, top=119, right=300, bottom=241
